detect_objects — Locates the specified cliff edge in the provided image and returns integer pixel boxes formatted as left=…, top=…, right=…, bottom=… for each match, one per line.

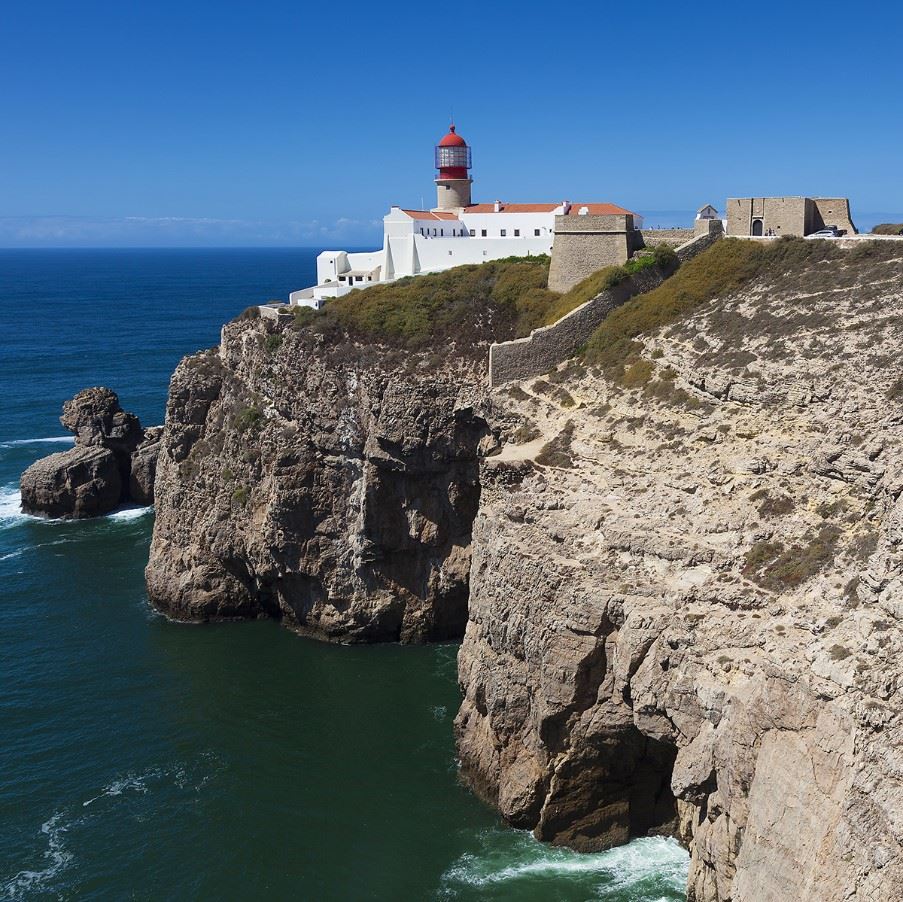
left=455, top=240, right=903, bottom=900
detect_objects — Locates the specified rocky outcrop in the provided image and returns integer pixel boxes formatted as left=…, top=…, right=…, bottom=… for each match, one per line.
left=146, top=322, right=498, bottom=641
left=456, top=246, right=903, bottom=900
left=129, top=426, right=162, bottom=505
left=20, top=387, right=159, bottom=518
left=20, top=445, right=122, bottom=519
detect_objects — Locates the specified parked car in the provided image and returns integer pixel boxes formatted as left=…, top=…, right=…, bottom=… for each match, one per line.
left=807, top=227, right=841, bottom=239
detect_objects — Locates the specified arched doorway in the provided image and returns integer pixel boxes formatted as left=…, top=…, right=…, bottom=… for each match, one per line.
left=752, top=219, right=764, bottom=236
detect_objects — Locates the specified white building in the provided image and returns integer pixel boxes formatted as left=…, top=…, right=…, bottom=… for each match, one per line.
left=289, top=125, right=640, bottom=309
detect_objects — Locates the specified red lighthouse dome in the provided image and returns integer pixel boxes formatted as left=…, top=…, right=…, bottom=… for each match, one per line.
left=435, top=124, right=471, bottom=181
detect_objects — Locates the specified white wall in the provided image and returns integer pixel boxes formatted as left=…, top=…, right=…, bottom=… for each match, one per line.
left=408, top=234, right=552, bottom=276
left=301, top=206, right=585, bottom=301
left=459, top=210, right=556, bottom=239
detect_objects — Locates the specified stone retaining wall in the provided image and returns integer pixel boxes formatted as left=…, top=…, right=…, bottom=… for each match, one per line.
left=488, top=231, right=723, bottom=387
left=640, top=228, right=694, bottom=247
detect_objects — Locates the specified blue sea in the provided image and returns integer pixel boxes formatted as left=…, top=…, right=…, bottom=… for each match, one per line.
left=0, top=249, right=688, bottom=900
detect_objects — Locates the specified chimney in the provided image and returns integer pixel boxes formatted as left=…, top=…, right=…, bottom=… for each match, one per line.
left=562, top=200, right=572, bottom=215
left=494, top=199, right=502, bottom=213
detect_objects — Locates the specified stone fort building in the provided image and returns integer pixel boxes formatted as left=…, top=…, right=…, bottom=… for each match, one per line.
left=727, top=197, right=857, bottom=237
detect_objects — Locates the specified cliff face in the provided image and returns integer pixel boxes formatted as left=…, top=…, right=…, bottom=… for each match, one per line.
left=148, top=245, right=903, bottom=899
left=146, top=317, right=497, bottom=641
left=456, top=246, right=903, bottom=900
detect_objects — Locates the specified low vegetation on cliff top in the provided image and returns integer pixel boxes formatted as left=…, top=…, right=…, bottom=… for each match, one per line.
left=871, top=223, right=903, bottom=235
left=582, top=236, right=903, bottom=381
left=266, top=248, right=675, bottom=356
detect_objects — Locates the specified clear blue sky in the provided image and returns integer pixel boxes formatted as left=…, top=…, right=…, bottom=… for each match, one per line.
left=3, top=0, right=902, bottom=246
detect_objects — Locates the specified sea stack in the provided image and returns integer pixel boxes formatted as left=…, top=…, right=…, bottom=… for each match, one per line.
left=20, top=387, right=158, bottom=518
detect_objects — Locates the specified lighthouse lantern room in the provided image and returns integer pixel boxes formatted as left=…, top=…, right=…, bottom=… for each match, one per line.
left=434, top=124, right=473, bottom=211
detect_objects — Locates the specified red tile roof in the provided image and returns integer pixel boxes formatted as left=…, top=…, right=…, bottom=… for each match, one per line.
left=400, top=209, right=460, bottom=221
left=464, top=202, right=634, bottom=215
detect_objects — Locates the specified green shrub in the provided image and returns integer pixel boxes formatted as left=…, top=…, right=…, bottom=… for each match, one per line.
left=754, top=491, right=795, bottom=518
left=512, top=422, right=541, bottom=443
left=292, top=305, right=320, bottom=330
left=535, top=422, right=576, bottom=468
left=742, top=540, right=784, bottom=578
left=238, top=305, right=260, bottom=321
left=265, top=333, right=283, bottom=353
left=290, top=258, right=554, bottom=351
left=622, top=359, right=654, bottom=388
left=232, top=486, right=249, bottom=506
left=743, top=525, right=840, bottom=591
left=234, top=405, right=263, bottom=434
left=652, top=244, right=678, bottom=268
left=871, top=223, right=903, bottom=235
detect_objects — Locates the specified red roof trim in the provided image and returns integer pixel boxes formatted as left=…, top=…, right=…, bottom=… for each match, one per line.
left=463, top=202, right=635, bottom=216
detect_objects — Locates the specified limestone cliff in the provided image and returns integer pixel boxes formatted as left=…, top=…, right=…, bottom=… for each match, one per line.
left=146, top=315, right=498, bottom=641
left=148, top=243, right=903, bottom=899
left=455, top=243, right=903, bottom=900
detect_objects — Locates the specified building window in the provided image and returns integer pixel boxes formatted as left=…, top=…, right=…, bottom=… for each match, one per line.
left=440, top=228, right=444, bottom=236
left=534, top=228, right=540, bottom=236
left=355, top=276, right=363, bottom=282
left=469, top=228, right=475, bottom=237
left=448, top=250, right=453, bottom=256
left=514, top=229, right=520, bottom=237
left=500, top=229, right=506, bottom=237
left=432, top=228, right=437, bottom=236
left=481, top=229, right=487, bottom=237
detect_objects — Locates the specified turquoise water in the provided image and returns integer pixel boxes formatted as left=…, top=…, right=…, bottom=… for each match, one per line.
left=0, top=250, right=688, bottom=900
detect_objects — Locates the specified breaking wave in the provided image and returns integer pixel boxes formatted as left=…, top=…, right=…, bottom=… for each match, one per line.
left=439, top=831, right=688, bottom=900
left=0, top=487, right=27, bottom=528
left=0, top=485, right=152, bottom=531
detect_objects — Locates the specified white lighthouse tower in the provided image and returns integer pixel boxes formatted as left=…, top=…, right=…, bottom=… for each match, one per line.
left=433, top=124, right=472, bottom=211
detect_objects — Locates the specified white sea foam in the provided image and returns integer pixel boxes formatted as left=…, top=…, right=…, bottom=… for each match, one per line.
left=1, top=813, right=75, bottom=900
left=441, top=832, right=688, bottom=899
left=0, top=487, right=27, bottom=528
left=105, top=505, right=154, bottom=522
left=0, top=485, right=152, bottom=530
left=82, top=770, right=158, bottom=807
left=0, top=436, right=74, bottom=449
left=3, top=757, right=221, bottom=897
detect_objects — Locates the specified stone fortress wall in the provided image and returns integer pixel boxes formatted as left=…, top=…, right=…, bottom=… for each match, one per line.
left=489, top=229, right=723, bottom=387
left=547, top=214, right=645, bottom=293
left=727, top=197, right=856, bottom=237
left=639, top=228, right=695, bottom=247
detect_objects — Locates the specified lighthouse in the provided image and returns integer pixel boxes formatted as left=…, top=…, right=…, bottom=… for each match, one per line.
left=434, top=124, right=472, bottom=211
